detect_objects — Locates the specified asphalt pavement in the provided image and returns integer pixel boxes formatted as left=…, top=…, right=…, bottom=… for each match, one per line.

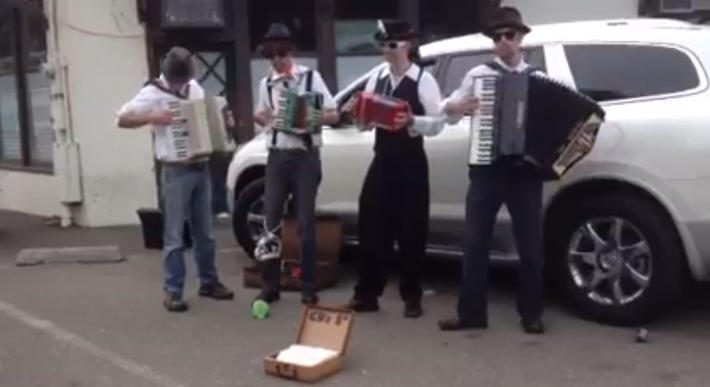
left=1, top=210, right=709, bottom=387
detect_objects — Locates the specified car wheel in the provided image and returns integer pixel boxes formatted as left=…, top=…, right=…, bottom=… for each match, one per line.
left=233, top=178, right=266, bottom=258
left=548, top=193, right=684, bottom=325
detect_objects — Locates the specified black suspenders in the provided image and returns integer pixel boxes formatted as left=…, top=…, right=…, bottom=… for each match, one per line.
left=144, top=79, right=190, bottom=99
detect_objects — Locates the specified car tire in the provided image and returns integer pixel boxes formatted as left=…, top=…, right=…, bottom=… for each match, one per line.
left=232, top=178, right=266, bottom=259
left=547, top=192, right=684, bottom=326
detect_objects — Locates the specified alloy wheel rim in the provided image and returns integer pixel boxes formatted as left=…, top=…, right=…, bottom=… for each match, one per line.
left=567, top=217, right=652, bottom=306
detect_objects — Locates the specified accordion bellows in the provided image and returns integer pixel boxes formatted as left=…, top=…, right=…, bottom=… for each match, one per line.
left=352, top=91, right=409, bottom=131
left=273, top=89, right=323, bottom=134
left=165, top=96, right=235, bottom=162
left=469, top=72, right=605, bottom=179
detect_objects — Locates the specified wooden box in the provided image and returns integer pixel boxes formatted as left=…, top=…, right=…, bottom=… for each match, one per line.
left=243, top=215, right=342, bottom=290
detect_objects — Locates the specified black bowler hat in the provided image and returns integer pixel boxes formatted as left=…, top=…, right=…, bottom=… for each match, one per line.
left=483, top=7, right=531, bottom=38
left=374, top=19, right=417, bottom=41
left=261, top=22, right=294, bottom=44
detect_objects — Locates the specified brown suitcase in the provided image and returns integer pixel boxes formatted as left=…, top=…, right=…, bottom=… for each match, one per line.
left=243, top=215, right=342, bottom=291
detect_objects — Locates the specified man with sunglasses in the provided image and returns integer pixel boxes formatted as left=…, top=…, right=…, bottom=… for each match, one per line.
left=438, top=7, right=546, bottom=334
left=252, top=23, right=338, bottom=306
left=117, top=46, right=234, bottom=312
left=347, top=20, right=445, bottom=319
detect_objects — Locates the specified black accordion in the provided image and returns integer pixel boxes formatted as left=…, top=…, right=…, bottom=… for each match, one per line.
left=469, top=70, right=605, bottom=180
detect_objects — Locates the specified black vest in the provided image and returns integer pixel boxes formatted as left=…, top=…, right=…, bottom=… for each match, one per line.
left=373, top=66, right=425, bottom=156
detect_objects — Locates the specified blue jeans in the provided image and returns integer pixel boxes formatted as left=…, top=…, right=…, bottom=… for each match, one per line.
left=161, top=163, right=219, bottom=295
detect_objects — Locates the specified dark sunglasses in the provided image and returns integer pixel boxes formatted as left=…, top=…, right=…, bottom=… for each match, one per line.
left=260, top=47, right=291, bottom=59
left=492, top=30, right=518, bottom=43
left=378, top=40, right=407, bottom=50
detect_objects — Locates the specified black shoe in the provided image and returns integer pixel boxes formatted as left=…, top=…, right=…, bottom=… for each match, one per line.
left=404, top=300, right=423, bottom=319
left=438, top=317, right=488, bottom=331
left=348, top=296, right=379, bottom=312
left=255, top=291, right=281, bottom=304
left=163, top=292, right=189, bottom=313
left=302, top=291, right=319, bottom=305
left=198, top=282, right=235, bottom=300
left=521, top=319, right=545, bottom=334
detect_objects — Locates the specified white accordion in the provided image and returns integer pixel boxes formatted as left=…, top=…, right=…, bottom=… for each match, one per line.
left=164, top=96, right=236, bottom=162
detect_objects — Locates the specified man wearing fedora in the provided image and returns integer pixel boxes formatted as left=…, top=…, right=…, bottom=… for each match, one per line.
left=252, top=23, right=339, bottom=306
left=117, top=46, right=234, bottom=312
left=347, top=19, right=446, bottom=319
left=438, top=7, right=546, bottom=334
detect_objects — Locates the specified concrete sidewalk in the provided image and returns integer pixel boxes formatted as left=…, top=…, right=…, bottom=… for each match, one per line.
left=0, top=210, right=155, bottom=262
left=1, top=210, right=710, bottom=387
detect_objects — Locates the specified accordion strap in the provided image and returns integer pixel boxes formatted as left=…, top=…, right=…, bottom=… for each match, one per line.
left=144, top=78, right=190, bottom=100
left=485, top=61, right=539, bottom=75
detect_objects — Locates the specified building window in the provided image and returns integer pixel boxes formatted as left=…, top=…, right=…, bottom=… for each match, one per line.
left=0, top=6, right=22, bottom=163
left=335, top=19, right=379, bottom=55
left=0, top=2, right=52, bottom=171
left=249, top=0, right=316, bottom=54
left=334, top=0, right=397, bottom=90
left=193, top=51, right=227, bottom=96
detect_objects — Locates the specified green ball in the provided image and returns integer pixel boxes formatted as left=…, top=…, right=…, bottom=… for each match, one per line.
left=252, top=300, right=270, bottom=320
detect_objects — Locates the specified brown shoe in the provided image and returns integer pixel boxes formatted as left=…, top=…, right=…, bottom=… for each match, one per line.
left=438, top=317, right=487, bottom=331
left=301, top=291, right=319, bottom=305
left=348, top=297, right=379, bottom=312
left=404, top=300, right=423, bottom=319
left=163, top=292, right=189, bottom=313
left=254, top=291, right=281, bottom=304
left=521, top=319, right=545, bottom=334
left=198, top=282, right=234, bottom=300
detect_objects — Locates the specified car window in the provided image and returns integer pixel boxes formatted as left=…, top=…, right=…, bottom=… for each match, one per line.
left=439, top=47, right=546, bottom=97
left=526, top=47, right=546, bottom=71
left=564, top=44, right=700, bottom=102
left=441, top=52, right=494, bottom=96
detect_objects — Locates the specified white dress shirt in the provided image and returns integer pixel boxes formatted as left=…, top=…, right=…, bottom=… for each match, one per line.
left=117, top=76, right=205, bottom=162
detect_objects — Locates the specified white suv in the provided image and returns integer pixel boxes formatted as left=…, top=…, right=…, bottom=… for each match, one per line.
left=227, top=19, right=710, bottom=325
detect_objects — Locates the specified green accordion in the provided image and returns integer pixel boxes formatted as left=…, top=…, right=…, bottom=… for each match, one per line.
left=273, top=89, right=324, bottom=134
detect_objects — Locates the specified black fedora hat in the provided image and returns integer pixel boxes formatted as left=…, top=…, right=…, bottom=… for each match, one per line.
left=374, top=19, right=417, bottom=41
left=483, top=7, right=531, bottom=38
left=261, top=22, right=294, bottom=44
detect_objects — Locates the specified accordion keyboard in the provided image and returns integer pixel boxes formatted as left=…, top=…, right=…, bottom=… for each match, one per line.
left=469, top=76, right=499, bottom=165
left=167, top=100, right=190, bottom=160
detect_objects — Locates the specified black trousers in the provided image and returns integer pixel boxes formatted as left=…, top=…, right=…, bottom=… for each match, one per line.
left=261, top=149, right=322, bottom=293
left=458, top=163, right=544, bottom=323
left=354, top=151, right=429, bottom=302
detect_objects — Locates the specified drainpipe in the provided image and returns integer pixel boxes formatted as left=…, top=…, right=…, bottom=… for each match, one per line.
left=43, top=0, right=83, bottom=227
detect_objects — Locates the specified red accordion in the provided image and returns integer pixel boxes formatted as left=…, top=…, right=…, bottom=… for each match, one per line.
left=352, top=92, right=410, bottom=131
